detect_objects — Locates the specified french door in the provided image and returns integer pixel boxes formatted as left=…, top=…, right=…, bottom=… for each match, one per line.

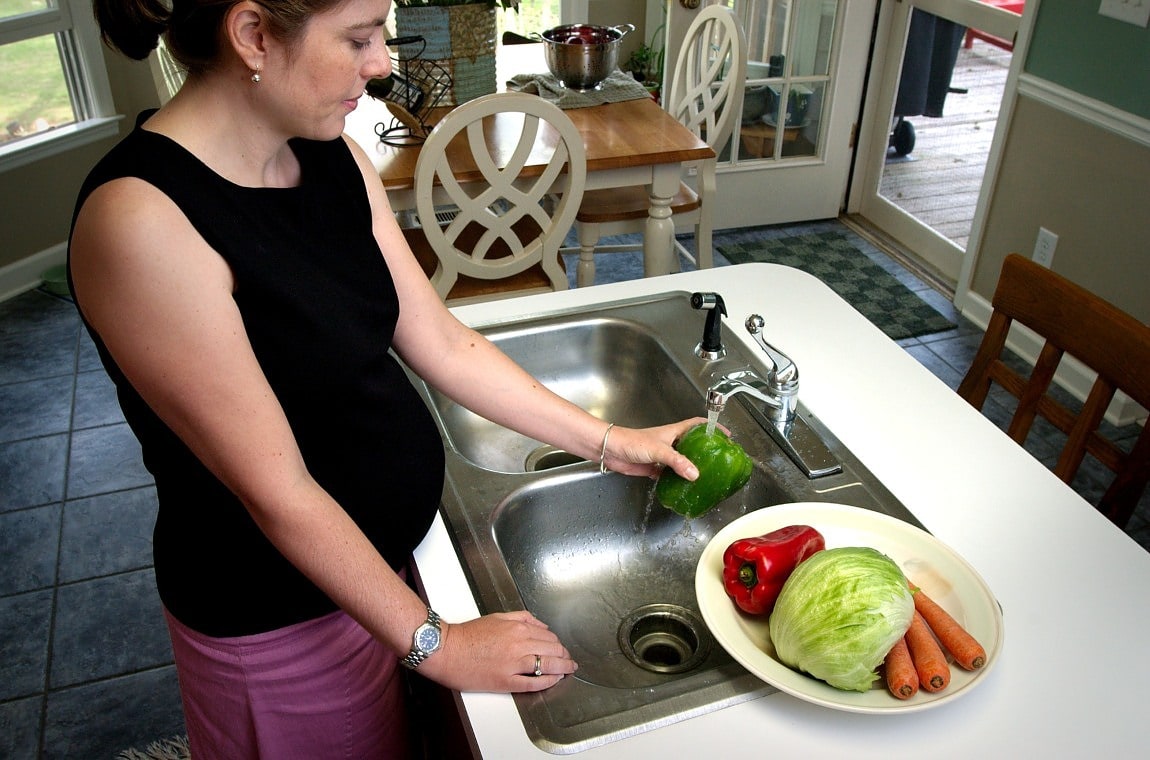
left=847, top=0, right=1024, bottom=283
left=664, top=0, right=876, bottom=229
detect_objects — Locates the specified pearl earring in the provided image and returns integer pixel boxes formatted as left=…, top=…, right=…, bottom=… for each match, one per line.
left=251, top=67, right=262, bottom=84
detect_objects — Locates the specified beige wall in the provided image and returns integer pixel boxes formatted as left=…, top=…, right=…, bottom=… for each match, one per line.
left=0, top=50, right=159, bottom=271
left=972, top=96, right=1150, bottom=323
left=590, top=0, right=649, bottom=65
left=1, top=139, right=107, bottom=270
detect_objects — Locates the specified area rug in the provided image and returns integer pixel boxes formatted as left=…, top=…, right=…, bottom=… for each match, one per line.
left=115, top=735, right=190, bottom=760
left=718, top=230, right=956, bottom=340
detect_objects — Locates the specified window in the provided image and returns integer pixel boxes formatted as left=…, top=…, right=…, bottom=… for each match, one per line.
left=498, top=0, right=561, bottom=38
left=0, top=0, right=118, bottom=172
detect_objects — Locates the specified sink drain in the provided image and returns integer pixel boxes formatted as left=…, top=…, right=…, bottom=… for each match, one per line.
left=524, top=445, right=585, bottom=472
left=618, top=604, right=712, bottom=675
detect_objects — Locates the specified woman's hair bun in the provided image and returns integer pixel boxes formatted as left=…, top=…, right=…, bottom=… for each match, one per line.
left=93, top=0, right=171, bottom=61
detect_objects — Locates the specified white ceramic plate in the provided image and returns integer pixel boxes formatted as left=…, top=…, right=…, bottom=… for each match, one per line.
left=695, top=502, right=1003, bottom=714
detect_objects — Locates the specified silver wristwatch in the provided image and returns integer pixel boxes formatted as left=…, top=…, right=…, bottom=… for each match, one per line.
left=401, top=608, right=442, bottom=669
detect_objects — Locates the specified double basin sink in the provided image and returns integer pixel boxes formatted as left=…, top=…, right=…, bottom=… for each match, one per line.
left=405, top=292, right=920, bottom=753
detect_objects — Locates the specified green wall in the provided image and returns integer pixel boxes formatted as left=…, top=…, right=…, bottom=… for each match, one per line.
left=1025, top=3, right=1150, bottom=119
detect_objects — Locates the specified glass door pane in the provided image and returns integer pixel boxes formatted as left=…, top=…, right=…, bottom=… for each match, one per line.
left=735, top=0, right=839, bottom=162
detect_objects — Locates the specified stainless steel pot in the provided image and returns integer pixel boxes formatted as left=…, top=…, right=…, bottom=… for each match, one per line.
left=540, top=23, right=635, bottom=91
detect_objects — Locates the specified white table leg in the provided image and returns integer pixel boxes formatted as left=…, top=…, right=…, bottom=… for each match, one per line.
left=643, top=163, right=682, bottom=277
left=576, top=220, right=600, bottom=287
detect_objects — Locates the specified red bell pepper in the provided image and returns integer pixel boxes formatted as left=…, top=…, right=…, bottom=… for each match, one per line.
left=722, top=524, right=826, bottom=615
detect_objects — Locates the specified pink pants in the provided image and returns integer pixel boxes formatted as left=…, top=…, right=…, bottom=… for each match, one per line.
left=165, top=608, right=413, bottom=759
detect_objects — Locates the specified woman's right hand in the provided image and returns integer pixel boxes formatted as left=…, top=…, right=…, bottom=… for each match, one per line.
left=417, top=611, right=577, bottom=693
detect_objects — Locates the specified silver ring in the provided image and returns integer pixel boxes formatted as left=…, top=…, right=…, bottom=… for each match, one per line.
left=533, top=654, right=543, bottom=677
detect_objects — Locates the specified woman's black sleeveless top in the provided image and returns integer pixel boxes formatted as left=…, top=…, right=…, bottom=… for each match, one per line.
left=70, top=114, right=445, bottom=636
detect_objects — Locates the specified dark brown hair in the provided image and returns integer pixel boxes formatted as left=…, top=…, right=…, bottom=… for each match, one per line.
left=93, top=0, right=347, bottom=74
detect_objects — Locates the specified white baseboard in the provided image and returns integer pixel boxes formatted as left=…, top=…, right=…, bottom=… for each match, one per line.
left=961, top=293, right=1147, bottom=428
left=0, top=243, right=67, bottom=303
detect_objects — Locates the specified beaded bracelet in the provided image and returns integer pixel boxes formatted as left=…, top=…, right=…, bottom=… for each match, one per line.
left=599, top=423, right=616, bottom=474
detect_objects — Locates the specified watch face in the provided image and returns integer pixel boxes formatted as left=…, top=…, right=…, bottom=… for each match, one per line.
left=415, top=624, right=440, bottom=653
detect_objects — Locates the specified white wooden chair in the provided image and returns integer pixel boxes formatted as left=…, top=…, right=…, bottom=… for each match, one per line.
left=403, top=92, right=587, bottom=304
left=573, top=5, right=746, bottom=287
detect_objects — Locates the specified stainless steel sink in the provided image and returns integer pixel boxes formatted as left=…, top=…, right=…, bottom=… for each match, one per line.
left=406, top=292, right=922, bottom=753
left=492, top=458, right=788, bottom=691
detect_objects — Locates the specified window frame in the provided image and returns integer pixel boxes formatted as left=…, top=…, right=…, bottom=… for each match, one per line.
left=0, top=0, right=120, bottom=173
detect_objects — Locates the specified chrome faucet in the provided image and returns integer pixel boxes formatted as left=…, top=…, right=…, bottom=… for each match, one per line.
left=704, top=315, right=839, bottom=478
left=706, top=315, right=799, bottom=423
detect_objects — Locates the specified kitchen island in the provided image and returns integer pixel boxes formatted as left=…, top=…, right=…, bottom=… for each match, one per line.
left=412, top=263, right=1150, bottom=758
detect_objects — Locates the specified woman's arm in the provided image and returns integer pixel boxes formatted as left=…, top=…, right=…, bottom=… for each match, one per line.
left=69, top=176, right=572, bottom=692
left=346, top=138, right=702, bottom=481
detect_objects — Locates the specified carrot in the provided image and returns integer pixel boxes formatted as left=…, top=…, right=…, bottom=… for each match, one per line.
left=909, top=582, right=987, bottom=670
left=905, top=611, right=950, bottom=692
left=883, top=636, right=919, bottom=700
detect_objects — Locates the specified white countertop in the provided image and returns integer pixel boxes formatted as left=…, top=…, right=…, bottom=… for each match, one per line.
left=412, top=264, right=1150, bottom=758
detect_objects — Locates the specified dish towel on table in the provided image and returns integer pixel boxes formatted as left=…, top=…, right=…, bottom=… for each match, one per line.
left=506, top=70, right=652, bottom=109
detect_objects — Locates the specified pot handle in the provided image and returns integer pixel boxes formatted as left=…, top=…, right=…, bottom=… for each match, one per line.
left=611, top=23, right=637, bottom=38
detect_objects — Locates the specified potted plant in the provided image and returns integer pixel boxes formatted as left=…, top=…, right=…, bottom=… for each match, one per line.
left=624, top=21, right=664, bottom=101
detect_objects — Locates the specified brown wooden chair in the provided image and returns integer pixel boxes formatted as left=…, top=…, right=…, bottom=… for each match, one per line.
left=957, top=253, right=1150, bottom=527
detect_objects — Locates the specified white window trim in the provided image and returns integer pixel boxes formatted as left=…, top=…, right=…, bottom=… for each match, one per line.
left=0, top=115, right=122, bottom=172
left=0, top=1, right=120, bottom=174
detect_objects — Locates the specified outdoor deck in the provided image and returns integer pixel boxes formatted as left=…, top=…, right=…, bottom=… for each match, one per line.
left=879, top=38, right=1013, bottom=252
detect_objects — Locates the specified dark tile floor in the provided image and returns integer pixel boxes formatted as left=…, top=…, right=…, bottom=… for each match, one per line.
left=1, top=289, right=184, bottom=759
left=2, top=219, right=1147, bottom=757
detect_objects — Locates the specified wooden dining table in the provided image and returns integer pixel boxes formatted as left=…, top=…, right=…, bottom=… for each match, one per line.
left=343, top=47, right=715, bottom=279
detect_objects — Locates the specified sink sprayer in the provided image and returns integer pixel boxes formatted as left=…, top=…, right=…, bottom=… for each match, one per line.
left=690, top=291, right=727, bottom=360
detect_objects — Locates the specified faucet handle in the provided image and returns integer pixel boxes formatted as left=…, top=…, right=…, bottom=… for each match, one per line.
left=745, top=315, right=798, bottom=390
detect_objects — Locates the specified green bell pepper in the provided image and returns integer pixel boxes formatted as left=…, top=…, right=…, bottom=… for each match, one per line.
left=655, top=424, right=753, bottom=518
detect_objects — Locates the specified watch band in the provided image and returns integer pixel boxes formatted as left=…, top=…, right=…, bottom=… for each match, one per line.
left=401, top=608, right=442, bottom=670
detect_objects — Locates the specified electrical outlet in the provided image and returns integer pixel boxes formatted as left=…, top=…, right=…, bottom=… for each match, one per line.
left=1098, top=0, right=1150, bottom=27
left=1033, top=227, right=1058, bottom=268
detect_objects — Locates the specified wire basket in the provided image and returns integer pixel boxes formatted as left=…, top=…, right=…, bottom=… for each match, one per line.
left=394, top=3, right=498, bottom=106
left=368, top=36, right=453, bottom=146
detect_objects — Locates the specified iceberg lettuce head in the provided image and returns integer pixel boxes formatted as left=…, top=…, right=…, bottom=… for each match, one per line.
left=768, top=546, right=914, bottom=692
